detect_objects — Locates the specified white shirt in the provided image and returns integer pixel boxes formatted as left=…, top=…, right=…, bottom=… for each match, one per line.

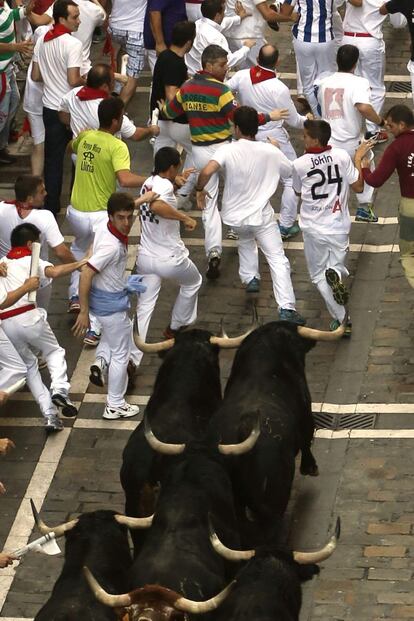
left=343, top=0, right=387, bottom=39
left=33, top=32, right=83, bottom=110
left=109, top=0, right=146, bottom=32
left=185, top=18, right=249, bottom=76
left=88, top=223, right=128, bottom=292
left=293, top=147, right=359, bottom=234
left=73, top=0, right=106, bottom=75
left=225, top=0, right=267, bottom=39
left=288, top=0, right=334, bottom=42
left=0, top=256, right=52, bottom=326
left=138, top=176, right=188, bottom=261
left=317, top=72, right=371, bottom=147
left=226, top=68, right=306, bottom=141
left=213, top=139, right=293, bottom=226
left=23, top=24, right=51, bottom=115
left=59, top=87, right=136, bottom=138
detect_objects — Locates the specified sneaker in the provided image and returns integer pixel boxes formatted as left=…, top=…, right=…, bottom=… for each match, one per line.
left=206, top=251, right=221, bottom=280
left=0, top=149, right=16, bottom=165
left=364, top=130, right=388, bottom=144
left=44, top=413, right=64, bottom=432
left=278, top=308, right=306, bottom=325
left=355, top=204, right=378, bottom=223
left=325, top=268, right=349, bottom=306
left=176, top=194, right=192, bottom=211
left=246, top=277, right=260, bottom=294
left=83, top=329, right=101, bottom=347
left=89, top=357, right=108, bottom=388
left=51, top=391, right=78, bottom=418
left=330, top=318, right=352, bottom=338
left=226, top=228, right=239, bottom=241
left=103, top=402, right=140, bottom=420
left=279, top=223, right=300, bottom=240
left=68, top=295, right=81, bottom=313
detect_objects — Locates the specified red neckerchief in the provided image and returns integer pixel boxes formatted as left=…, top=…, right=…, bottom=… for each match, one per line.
left=5, top=200, right=36, bottom=219
left=107, top=221, right=128, bottom=247
left=306, top=146, right=332, bottom=154
left=44, top=24, right=72, bottom=42
left=7, top=246, right=32, bottom=259
left=76, top=87, right=109, bottom=101
left=250, top=65, right=276, bottom=85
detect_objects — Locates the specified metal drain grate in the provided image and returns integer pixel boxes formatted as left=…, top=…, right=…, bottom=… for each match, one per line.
left=389, top=81, right=412, bottom=93
left=313, top=412, right=377, bottom=430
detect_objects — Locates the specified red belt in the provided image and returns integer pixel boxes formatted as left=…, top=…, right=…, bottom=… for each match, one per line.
left=344, top=31, right=373, bottom=37
left=0, top=304, right=35, bottom=320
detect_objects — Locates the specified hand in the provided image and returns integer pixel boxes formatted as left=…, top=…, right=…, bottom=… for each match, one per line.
left=355, top=139, right=376, bottom=161
left=290, top=11, right=300, bottom=21
left=0, top=391, right=8, bottom=407
left=0, top=438, right=15, bottom=456
left=15, top=39, right=34, bottom=55
left=0, top=263, right=7, bottom=277
left=155, top=42, right=167, bottom=56
left=114, top=72, right=128, bottom=85
left=235, top=1, right=251, bottom=19
left=267, top=137, right=280, bottom=148
left=175, top=168, right=196, bottom=188
left=149, top=125, right=160, bottom=136
left=242, top=39, right=256, bottom=49
left=306, top=112, right=314, bottom=120
left=0, top=553, right=17, bottom=568
left=24, top=0, right=35, bottom=14
left=138, top=191, right=159, bottom=204
left=0, top=482, right=6, bottom=495
left=361, top=155, right=371, bottom=168
left=269, top=108, right=289, bottom=121
left=196, top=189, right=210, bottom=210
left=23, top=276, right=40, bottom=293
left=183, top=216, right=197, bottom=231
left=156, top=98, right=166, bottom=111
left=72, top=311, right=90, bottom=338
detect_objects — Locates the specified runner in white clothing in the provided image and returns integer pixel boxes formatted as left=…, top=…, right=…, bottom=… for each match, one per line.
left=197, top=106, right=305, bottom=324
left=292, top=120, right=366, bottom=335
left=226, top=44, right=308, bottom=239
left=136, top=147, right=202, bottom=354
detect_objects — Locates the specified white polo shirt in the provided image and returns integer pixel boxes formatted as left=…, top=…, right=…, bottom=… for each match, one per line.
left=213, top=139, right=293, bottom=227
left=138, top=175, right=188, bottom=261
left=33, top=31, right=83, bottom=110
left=109, top=0, right=147, bottom=32
left=23, top=24, right=51, bottom=115
left=317, top=72, right=371, bottom=148
left=293, top=147, right=359, bottom=235
left=225, top=0, right=267, bottom=39
left=59, top=87, right=136, bottom=138
left=88, top=223, right=128, bottom=292
left=343, top=0, right=387, bottom=39
left=73, top=0, right=106, bottom=75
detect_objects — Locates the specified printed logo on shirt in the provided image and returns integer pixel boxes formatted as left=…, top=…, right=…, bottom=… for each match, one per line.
left=408, top=152, right=414, bottom=175
left=140, top=203, right=159, bottom=224
left=80, top=140, right=102, bottom=173
left=324, top=88, right=344, bottom=121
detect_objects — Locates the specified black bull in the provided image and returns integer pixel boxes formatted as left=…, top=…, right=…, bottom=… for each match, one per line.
left=211, top=321, right=319, bottom=529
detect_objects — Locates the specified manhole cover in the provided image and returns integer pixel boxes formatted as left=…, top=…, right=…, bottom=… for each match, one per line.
left=313, top=412, right=377, bottom=430
left=389, top=81, right=412, bottom=93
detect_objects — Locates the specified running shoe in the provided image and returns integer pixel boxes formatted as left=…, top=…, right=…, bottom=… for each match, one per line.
left=325, top=268, right=349, bottom=306
left=51, top=391, right=78, bottom=418
left=364, top=130, right=388, bottom=144
left=68, top=295, right=81, bottom=313
left=246, top=277, right=260, bottom=293
left=226, top=228, right=239, bottom=240
left=206, top=251, right=221, bottom=280
left=103, top=402, right=140, bottom=420
left=279, top=222, right=300, bottom=240
left=278, top=308, right=306, bottom=325
left=355, top=204, right=378, bottom=223
left=44, top=413, right=64, bottom=432
left=83, top=329, right=101, bottom=346
left=89, top=357, right=108, bottom=388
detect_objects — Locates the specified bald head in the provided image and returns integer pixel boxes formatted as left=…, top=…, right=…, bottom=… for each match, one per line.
left=87, top=63, right=113, bottom=90
left=257, top=44, right=279, bottom=70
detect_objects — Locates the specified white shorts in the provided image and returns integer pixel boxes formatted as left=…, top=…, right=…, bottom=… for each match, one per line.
left=27, top=112, right=45, bottom=145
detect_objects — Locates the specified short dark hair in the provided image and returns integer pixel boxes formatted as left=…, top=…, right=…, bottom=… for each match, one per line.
left=107, top=192, right=135, bottom=216
left=98, top=97, right=124, bottom=128
left=201, top=44, right=228, bottom=69
left=153, top=147, right=181, bottom=175
left=87, top=63, right=113, bottom=89
left=336, top=44, right=359, bottom=72
left=304, top=119, right=331, bottom=146
left=53, top=0, right=78, bottom=23
left=14, top=175, right=43, bottom=202
left=258, top=44, right=279, bottom=69
left=171, top=21, right=196, bottom=47
left=386, top=105, right=414, bottom=127
left=233, top=106, right=259, bottom=138
left=10, top=223, right=40, bottom=247
left=201, top=0, right=224, bottom=20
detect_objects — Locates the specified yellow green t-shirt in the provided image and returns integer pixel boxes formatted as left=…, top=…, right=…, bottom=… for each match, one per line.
left=71, top=129, right=130, bottom=212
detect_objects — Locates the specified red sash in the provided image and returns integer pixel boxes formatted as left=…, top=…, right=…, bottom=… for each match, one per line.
left=76, top=87, right=109, bottom=101
left=250, top=66, right=276, bottom=85
left=44, top=24, right=72, bottom=42
left=6, top=246, right=32, bottom=259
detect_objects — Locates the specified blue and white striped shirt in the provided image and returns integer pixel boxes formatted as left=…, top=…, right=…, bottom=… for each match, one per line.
left=286, top=0, right=334, bottom=42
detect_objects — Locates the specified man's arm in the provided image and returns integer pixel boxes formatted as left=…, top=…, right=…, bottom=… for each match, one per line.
left=67, top=67, right=85, bottom=88
left=44, top=258, right=88, bottom=279
left=72, top=265, right=95, bottom=337
left=379, top=2, right=389, bottom=15
left=0, top=277, right=39, bottom=310
left=355, top=103, right=384, bottom=127
left=149, top=11, right=167, bottom=55
left=52, top=243, right=76, bottom=264
left=257, top=1, right=297, bottom=22
left=31, top=60, right=43, bottom=83
left=196, top=160, right=221, bottom=193
left=162, top=90, right=185, bottom=120
left=58, top=111, right=71, bottom=127
left=150, top=200, right=197, bottom=230
left=116, top=170, right=147, bottom=187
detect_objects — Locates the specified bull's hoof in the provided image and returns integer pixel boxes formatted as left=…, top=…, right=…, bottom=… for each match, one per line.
left=300, top=464, right=319, bottom=477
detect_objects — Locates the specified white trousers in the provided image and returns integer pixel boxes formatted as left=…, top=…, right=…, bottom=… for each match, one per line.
left=154, top=120, right=197, bottom=196
left=96, top=311, right=132, bottom=408
left=302, top=229, right=348, bottom=322
left=293, top=38, right=336, bottom=116
left=330, top=139, right=374, bottom=205
left=134, top=253, right=202, bottom=364
left=233, top=212, right=296, bottom=310
left=343, top=35, right=385, bottom=134
left=66, top=204, right=107, bottom=334
left=186, top=3, right=202, bottom=21
left=1, top=313, right=70, bottom=416
left=192, top=143, right=224, bottom=256
left=0, top=325, right=26, bottom=391
left=257, top=128, right=298, bottom=227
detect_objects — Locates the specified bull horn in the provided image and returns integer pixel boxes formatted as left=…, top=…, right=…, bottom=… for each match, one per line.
left=84, top=566, right=132, bottom=607
left=30, top=499, right=78, bottom=538
left=297, top=315, right=347, bottom=342
left=174, top=581, right=235, bottom=614
left=218, top=415, right=260, bottom=456
left=293, top=517, right=341, bottom=565
left=144, top=415, right=186, bottom=455
left=210, top=527, right=255, bottom=562
left=115, top=514, right=153, bottom=529
left=133, top=315, right=175, bottom=353
left=210, top=306, right=258, bottom=349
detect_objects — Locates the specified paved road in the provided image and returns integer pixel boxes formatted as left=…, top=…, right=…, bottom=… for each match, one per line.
left=0, top=17, right=413, bottom=620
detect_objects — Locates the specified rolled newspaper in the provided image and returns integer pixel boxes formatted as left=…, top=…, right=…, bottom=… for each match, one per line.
left=13, top=532, right=61, bottom=558
left=4, top=378, right=25, bottom=395
left=149, top=108, right=159, bottom=145
left=27, top=241, right=41, bottom=303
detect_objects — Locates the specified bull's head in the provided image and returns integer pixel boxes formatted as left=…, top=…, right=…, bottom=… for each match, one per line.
left=84, top=567, right=234, bottom=621
left=143, top=413, right=260, bottom=456
left=209, top=517, right=341, bottom=565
